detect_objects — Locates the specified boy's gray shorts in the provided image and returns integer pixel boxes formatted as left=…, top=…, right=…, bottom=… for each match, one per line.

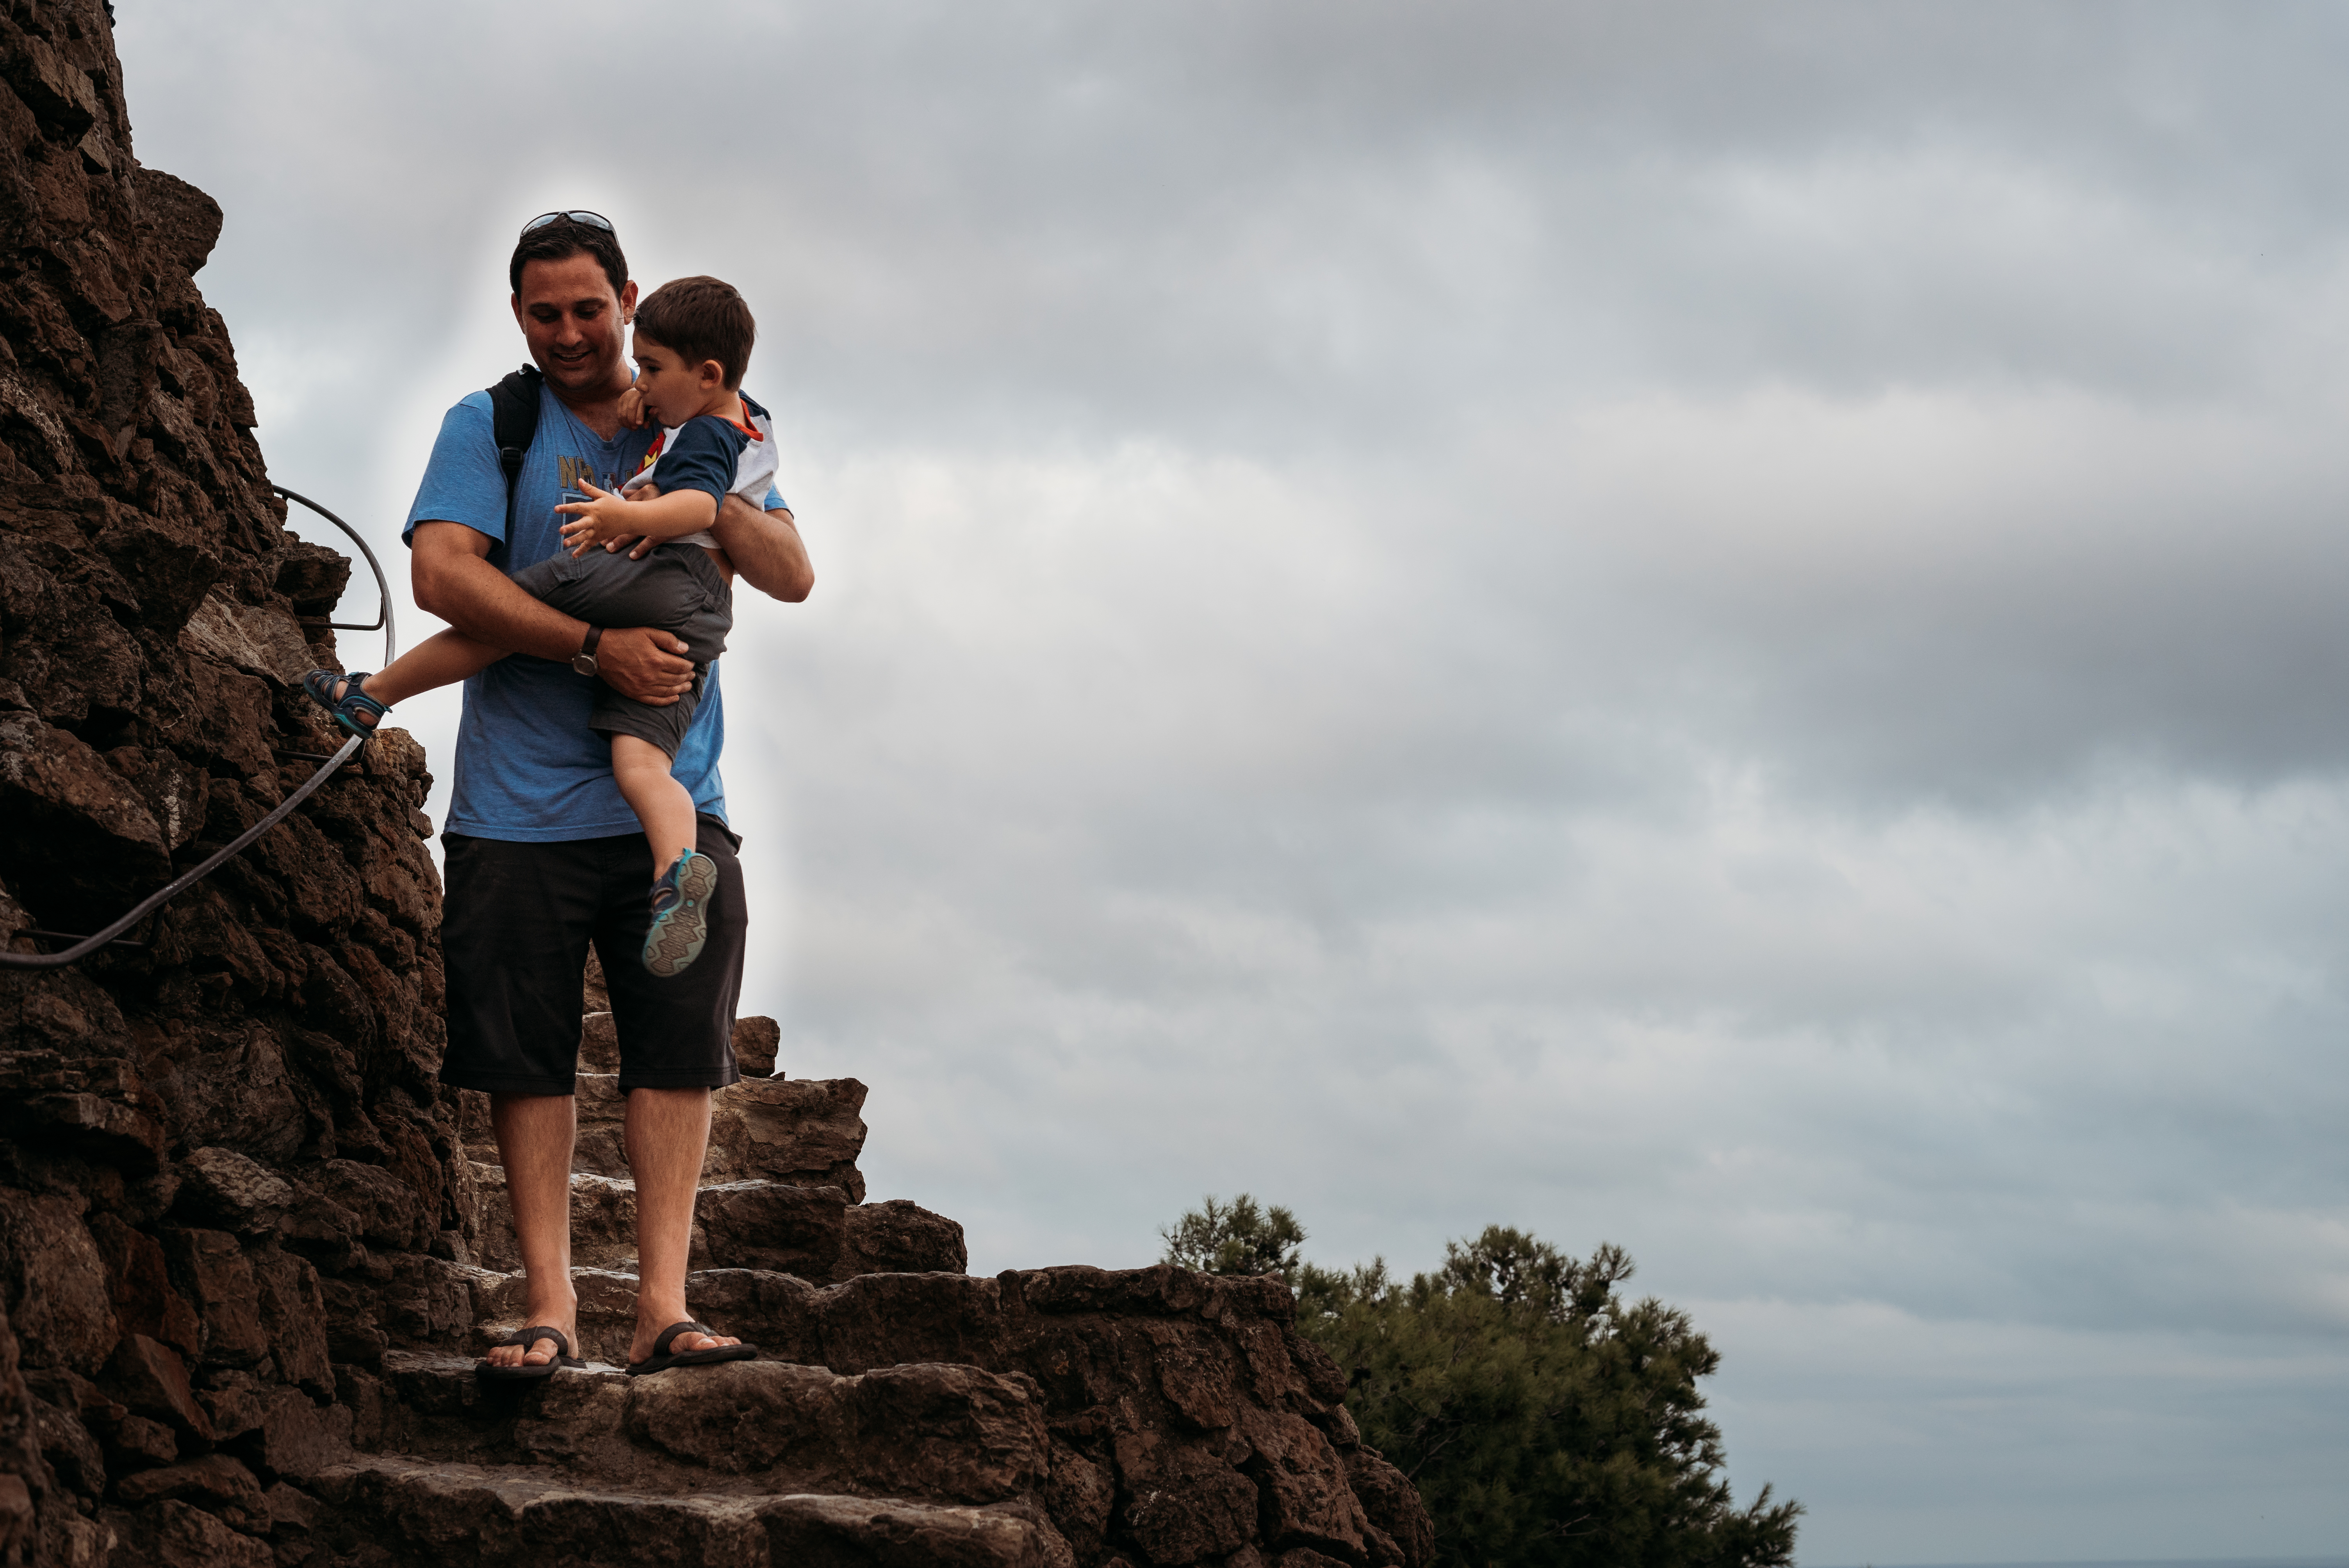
left=511, top=542, right=732, bottom=758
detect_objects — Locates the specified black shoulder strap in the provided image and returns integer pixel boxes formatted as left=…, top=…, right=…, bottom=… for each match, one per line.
left=487, top=363, right=544, bottom=523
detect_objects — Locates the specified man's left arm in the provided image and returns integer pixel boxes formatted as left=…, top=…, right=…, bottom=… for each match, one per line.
left=709, top=494, right=814, bottom=602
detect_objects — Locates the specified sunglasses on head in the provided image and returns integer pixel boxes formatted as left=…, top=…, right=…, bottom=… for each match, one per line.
left=520, top=210, right=615, bottom=236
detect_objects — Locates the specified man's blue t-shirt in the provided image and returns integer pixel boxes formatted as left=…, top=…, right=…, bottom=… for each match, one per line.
left=401, top=382, right=784, bottom=842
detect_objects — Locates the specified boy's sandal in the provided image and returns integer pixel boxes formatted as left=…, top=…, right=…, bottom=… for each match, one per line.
left=476, top=1325, right=584, bottom=1382
left=301, top=669, right=389, bottom=739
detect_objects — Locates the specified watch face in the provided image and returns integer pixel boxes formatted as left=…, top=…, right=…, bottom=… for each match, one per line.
left=572, top=654, right=597, bottom=676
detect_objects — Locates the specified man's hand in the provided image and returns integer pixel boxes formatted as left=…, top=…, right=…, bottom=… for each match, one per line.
left=596, top=627, right=695, bottom=705
left=710, top=495, right=813, bottom=602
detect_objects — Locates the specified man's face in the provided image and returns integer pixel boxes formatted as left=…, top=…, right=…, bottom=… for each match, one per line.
left=630, top=334, right=721, bottom=428
left=511, top=253, right=639, bottom=397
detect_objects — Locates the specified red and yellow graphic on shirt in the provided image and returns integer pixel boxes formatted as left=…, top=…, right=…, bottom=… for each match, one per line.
left=633, top=410, right=762, bottom=482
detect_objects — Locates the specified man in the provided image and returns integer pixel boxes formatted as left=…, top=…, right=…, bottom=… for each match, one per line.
left=401, top=212, right=813, bottom=1375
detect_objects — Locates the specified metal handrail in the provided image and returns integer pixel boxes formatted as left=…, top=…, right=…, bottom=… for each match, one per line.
left=0, top=488, right=398, bottom=970
left=274, top=484, right=396, bottom=671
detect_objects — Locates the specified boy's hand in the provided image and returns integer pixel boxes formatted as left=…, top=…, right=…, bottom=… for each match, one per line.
left=616, top=385, right=651, bottom=430
left=555, top=481, right=642, bottom=556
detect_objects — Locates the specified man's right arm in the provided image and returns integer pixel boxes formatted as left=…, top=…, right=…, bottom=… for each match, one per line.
left=410, top=521, right=695, bottom=704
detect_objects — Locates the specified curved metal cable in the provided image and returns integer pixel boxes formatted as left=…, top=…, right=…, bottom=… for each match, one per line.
left=274, top=485, right=397, bottom=672
left=1, top=489, right=398, bottom=970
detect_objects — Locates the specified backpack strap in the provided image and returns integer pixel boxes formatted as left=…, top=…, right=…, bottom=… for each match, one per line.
left=486, top=364, right=545, bottom=529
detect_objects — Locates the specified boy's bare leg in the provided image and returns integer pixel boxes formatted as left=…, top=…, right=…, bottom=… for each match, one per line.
left=624, top=1086, right=740, bottom=1365
left=316, top=628, right=504, bottom=724
left=611, top=734, right=699, bottom=875
left=480, top=1092, right=580, bottom=1369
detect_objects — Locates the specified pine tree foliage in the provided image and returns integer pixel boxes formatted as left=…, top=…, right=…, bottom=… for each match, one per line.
left=1284, top=1222, right=1800, bottom=1568
left=1158, top=1192, right=1308, bottom=1277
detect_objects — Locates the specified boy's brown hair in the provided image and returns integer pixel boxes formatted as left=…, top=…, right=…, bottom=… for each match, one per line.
left=632, top=276, right=756, bottom=390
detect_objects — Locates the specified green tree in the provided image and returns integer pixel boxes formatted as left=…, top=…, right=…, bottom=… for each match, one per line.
left=1159, top=1192, right=1307, bottom=1277
left=1167, top=1203, right=1801, bottom=1568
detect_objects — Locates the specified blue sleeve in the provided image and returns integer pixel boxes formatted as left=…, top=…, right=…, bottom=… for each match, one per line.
left=654, top=417, right=745, bottom=504
left=403, top=392, right=508, bottom=548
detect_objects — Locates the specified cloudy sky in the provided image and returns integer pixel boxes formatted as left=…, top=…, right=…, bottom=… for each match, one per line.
left=112, top=3, right=2349, bottom=1562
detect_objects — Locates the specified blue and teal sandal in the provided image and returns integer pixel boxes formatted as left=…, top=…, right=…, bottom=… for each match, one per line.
left=643, top=850, right=719, bottom=977
left=301, top=669, right=389, bottom=739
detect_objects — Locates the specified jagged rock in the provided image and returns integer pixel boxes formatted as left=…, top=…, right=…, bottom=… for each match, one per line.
left=841, top=1196, right=968, bottom=1278
left=100, top=1333, right=212, bottom=1441
left=695, top=1180, right=846, bottom=1278
left=1345, top=1450, right=1431, bottom=1568
left=107, top=1496, right=272, bottom=1568
left=171, top=1146, right=293, bottom=1235
left=0, top=1190, right=115, bottom=1376
left=731, top=1014, right=780, bottom=1076
left=86, top=1211, right=201, bottom=1360
left=706, top=1074, right=868, bottom=1197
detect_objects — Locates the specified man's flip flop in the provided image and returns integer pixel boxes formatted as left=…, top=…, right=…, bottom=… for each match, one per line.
left=627, top=1321, right=757, bottom=1376
left=476, top=1325, right=584, bottom=1381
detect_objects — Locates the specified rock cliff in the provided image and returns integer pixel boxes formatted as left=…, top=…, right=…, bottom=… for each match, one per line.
left=0, top=3, right=1434, bottom=1564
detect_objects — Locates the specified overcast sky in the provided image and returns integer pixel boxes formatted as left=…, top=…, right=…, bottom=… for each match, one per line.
left=111, top=4, right=2349, bottom=1562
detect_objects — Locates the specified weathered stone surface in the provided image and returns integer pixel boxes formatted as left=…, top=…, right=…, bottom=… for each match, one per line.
left=840, top=1196, right=968, bottom=1279
left=1240, top=1408, right=1369, bottom=1561
left=108, top=1496, right=272, bottom=1568
left=100, top=1335, right=211, bottom=1441
left=87, top=1211, right=201, bottom=1361
left=696, top=1180, right=847, bottom=1278
left=0, top=1191, right=115, bottom=1375
left=171, top=1146, right=292, bottom=1235
left=731, top=1013, right=780, bottom=1076
left=314, top=1454, right=1079, bottom=1568
left=159, top=1226, right=269, bottom=1368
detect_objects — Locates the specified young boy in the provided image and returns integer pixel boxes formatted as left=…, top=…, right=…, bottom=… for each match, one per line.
left=305, top=275, right=774, bottom=979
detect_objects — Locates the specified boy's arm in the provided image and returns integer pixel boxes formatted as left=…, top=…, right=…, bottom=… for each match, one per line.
left=410, top=521, right=696, bottom=704
left=557, top=481, right=715, bottom=554
left=614, top=490, right=813, bottom=602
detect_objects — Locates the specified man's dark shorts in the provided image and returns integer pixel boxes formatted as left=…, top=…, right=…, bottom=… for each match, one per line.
left=510, top=542, right=732, bottom=758
left=440, top=814, right=746, bottom=1095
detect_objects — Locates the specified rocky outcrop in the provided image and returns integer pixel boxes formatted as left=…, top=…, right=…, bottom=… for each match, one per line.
left=0, top=3, right=1433, bottom=1564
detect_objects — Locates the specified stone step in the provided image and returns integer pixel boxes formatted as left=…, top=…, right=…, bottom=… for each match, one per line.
left=462, top=1167, right=964, bottom=1281
left=352, top=1351, right=1049, bottom=1507
left=455, top=1069, right=868, bottom=1198
left=308, top=1452, right=1074, bottom=1568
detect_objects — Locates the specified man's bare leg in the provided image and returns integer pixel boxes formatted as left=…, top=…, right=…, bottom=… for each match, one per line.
left=624, top=1085, right=741, bottom=1365
left=481, top=1092, right=580, bottom=1370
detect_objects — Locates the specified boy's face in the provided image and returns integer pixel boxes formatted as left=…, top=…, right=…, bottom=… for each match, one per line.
left=630, top=333, right=724, bottom=426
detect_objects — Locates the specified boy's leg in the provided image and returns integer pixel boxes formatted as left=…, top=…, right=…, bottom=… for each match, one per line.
left=610, top=735, right=699, bottom=878
left=310, top=628, right=503, bottom=727
left=365, top=629, right=503, bottom=707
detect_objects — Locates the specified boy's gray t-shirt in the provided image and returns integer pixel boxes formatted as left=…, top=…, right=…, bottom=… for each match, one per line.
left=401, top=381, right=783, bottom=843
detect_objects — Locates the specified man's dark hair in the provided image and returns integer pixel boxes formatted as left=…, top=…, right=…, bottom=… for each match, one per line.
left=508, top=217, right=629, bottom=299
left=632, top=276, right=756, bottom=390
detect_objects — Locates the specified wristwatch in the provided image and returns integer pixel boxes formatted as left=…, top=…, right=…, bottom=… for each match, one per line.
left=571, top=625, right=603, bottom=677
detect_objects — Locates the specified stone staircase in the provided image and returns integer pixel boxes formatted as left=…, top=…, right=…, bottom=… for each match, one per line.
left=240, top=970, right=1429, bottom=1568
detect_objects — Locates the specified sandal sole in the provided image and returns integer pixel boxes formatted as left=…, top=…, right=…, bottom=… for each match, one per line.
left=643, top=853, right=719, bottom=978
